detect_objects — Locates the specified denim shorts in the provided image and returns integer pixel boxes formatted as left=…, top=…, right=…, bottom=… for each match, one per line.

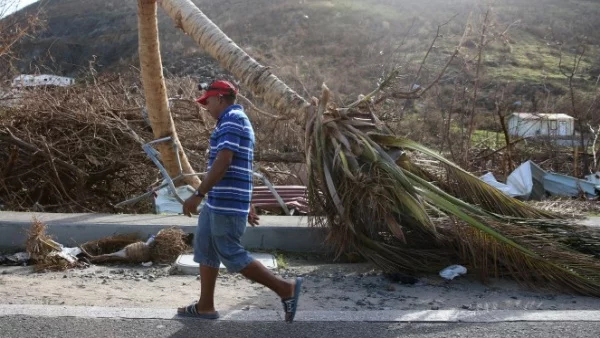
left=193, top=204, right=254, bottom=273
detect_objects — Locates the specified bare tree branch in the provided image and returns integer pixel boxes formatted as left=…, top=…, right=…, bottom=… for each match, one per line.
left=410, top=13, right=459, bottom=90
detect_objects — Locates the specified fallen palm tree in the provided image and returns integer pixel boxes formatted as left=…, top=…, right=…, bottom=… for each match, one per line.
left=305, top=89, right=600, bottom=295
left=140, top=0, right=600, bottom=296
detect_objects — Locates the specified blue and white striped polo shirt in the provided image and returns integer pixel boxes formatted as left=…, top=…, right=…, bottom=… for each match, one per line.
left=206, top=104, right=255, bottom=216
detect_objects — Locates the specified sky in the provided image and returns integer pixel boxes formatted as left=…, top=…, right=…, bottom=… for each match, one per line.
left=1, top=0, right=39, bottom=18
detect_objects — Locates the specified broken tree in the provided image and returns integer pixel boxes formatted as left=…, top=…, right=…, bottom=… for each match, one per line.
left=138, top=0, right=600, bottom=296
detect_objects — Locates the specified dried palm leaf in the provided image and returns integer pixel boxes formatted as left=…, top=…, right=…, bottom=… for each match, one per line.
left=371, top=134, right=560, bottom=219
left=26, top=219, right=61, bottom=261
left=26, top=218, right=78, bottom=272
left=305, top=84, right=600, bottom=297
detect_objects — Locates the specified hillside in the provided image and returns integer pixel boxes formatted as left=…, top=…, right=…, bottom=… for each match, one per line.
left=5, top=0, right=600, bottom=100
left=2, top=0, right=600, bottom=213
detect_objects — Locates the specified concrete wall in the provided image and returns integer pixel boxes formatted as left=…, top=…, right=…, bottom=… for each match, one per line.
left=0, top=212, right=329, bottom=253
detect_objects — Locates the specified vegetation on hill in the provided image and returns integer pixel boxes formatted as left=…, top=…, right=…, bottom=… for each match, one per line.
left=1, top=0, right=600, bottom=215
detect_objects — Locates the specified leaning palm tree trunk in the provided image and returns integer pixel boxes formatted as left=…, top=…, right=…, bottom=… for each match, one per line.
left=149, top=0, right=600, bottom=296
left=158, top=0, right=310, bottom=120
left=138, top=0, right=200, bottom=187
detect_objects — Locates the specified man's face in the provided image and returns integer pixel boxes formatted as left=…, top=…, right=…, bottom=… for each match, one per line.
left=204, top=95, right=224, bottom=120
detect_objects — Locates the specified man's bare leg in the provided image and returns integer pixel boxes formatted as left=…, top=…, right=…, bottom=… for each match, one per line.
left=240, top=260, right=295, bottom=299
left=178, top=264, right=219, bottom=314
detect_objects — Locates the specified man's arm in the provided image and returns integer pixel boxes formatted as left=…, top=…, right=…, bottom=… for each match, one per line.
left=182, top=149, right=233, bottom=217
left=196, top=149, right=234, bottom=195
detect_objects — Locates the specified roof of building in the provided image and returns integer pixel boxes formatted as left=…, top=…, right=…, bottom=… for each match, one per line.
left=510, top=113, right=574, bottom=120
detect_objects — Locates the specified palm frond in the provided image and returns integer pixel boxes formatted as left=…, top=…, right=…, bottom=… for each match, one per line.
left=447, top=217, right=600, bottom=296
left=304, top=85, right=600, bottom=297
left=370, top=134, right=560, bottom=219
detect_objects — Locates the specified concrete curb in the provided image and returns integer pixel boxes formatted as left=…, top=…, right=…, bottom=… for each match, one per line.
left=2, top=305, right=600, bottom=322
left=0, top=211, right=328, bottom=253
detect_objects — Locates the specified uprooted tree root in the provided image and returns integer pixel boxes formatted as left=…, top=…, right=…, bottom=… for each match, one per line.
left=25, top=218, right=191, bottom=270
left=149, top=227, right=190, bottom=264
left=26, top=218, right=78, bottom=272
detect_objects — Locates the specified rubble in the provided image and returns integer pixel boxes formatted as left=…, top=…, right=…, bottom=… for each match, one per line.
left=480, top=160, right=600, bottom=200
left=0, top=252, right=29, bottom=266
left=1, top=219, right=192, bottom=271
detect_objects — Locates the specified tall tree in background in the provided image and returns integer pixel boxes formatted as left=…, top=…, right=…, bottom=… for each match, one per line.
left=137, top=0, right=200, bottom=187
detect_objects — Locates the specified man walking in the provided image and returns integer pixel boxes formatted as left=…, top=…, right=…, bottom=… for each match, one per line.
left=178, top=80, right=302, bottom=322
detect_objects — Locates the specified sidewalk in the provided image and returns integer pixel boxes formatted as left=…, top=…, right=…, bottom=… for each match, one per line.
left=0, top=211, right=327, bottom=252
left=1, top=257, right=599, bottom=314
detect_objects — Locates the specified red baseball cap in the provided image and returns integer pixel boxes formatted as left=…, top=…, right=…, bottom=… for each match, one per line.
left=196, top=80, right=238, bottom=105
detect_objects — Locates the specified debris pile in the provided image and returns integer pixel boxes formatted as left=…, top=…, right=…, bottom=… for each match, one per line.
left=0, top=219, right=193, bottom=271
left=480, top=160, right=600, bottom=200
left=0, top=79, right=159, bottom=214
left=0, top=75, right=305, bottom=214
left=25, top=219, right=82, bottom=272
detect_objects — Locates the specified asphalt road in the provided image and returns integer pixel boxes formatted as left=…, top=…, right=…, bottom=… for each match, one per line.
left=1, top=316, right=600, bottom=338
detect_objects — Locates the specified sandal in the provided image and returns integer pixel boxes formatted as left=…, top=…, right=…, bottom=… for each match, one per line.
left=281, top=277, right=303, bottom=323
left=177, top=303, right=220, bottom=319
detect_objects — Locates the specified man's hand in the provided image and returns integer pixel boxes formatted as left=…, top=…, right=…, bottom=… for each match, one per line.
left=248, top=204, right=260, bottom=226
left=183, top=195, right=203, bottom=217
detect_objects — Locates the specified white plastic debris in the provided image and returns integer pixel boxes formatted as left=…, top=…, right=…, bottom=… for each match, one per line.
left=480, top=161, right=539, bottom=199
left=154, top=182, right=196, bottom=214
left=142, top=261, right=153, bottom=267
left=145, top=235, right=155, bottom=246
left=439, top=265, right=467, bottom=280
left=53, top=246, right=82, bottom=263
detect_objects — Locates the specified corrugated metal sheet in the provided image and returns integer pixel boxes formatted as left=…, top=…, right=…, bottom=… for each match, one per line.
left=252, top=185, right=308, bottom=214
left=543, top=172, right=600, bottom=199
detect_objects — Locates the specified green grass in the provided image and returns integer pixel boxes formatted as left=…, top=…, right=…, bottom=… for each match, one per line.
left=471, top=129, right=506, bottom=149
left=483, top=31, right=597, bottom=84
left=321, top=0, right=403, bottom=21
left=275, top=251, right=288, bottom=270
left=238, top=249, right=289, bottom=269
left=449, top=124, right=506, bottom=149
left=307, top=0, right=599, bottom=89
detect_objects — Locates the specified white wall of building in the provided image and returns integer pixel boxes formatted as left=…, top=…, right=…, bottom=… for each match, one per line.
left=508, top=113, right=574, bottom=137
left=11, top=74, right=75, bottom=88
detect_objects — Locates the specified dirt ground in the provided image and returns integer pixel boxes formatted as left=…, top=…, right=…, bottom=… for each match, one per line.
left=1, top=255, right=598, bottom=312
